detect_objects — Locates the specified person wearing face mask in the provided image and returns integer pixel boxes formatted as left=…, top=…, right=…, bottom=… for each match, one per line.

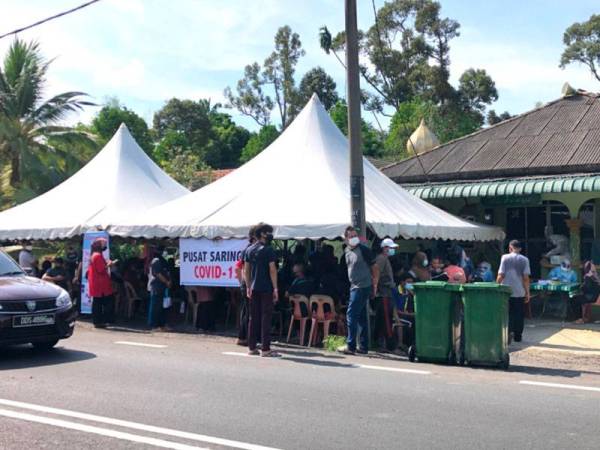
left=244, top=223, right=280, bottom=357
left=337, top=226, right=380, bottom=355
left=429, top=256, right=448, bottom=281
left=473, top=261, right=494, bottom=282
left=88, top=238, right=116, bottom=328
left=409, top=251, right=431, bottom=282
left=548, top=259, right=577, bottom=284
left=18, top=242, right=37, bottom=276
left=373, top=238, right=399, bottom=352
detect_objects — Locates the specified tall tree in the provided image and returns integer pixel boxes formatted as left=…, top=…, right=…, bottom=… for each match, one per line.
left=92, top=100, right=153, bottom=154
left=0, top=39, right=95, bottom=205
left=560, top=14, right=600, bottom=82
left=225, top=25, right=305, bottom=129
left=297, top=67, right=339, bottom=110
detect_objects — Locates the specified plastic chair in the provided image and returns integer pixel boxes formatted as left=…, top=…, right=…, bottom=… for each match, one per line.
left=124, top=281, right=141, bottom=320
left=287, top=295, right=310, bottom=345
left=307, top=295, right=336, bottom=347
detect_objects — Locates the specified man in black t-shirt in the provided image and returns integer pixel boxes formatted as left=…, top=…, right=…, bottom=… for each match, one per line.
left=42, top=257, right=69, bottom=291
left=244, top=223, right=280, bottom=357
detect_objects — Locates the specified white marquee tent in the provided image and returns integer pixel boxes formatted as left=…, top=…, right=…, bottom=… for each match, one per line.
left=0, top=124, right=190, bottom=240
left=110, top=95, right=503, bottom=242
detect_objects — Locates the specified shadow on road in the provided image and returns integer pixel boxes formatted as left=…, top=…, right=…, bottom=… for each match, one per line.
left=508, top=364, right=600, bottom=378
left=278, top=353, right=360, bottom=369
left=0, top=345, right=96, bottom=371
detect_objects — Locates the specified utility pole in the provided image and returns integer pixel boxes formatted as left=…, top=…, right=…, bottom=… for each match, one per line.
left=346, top=0, right=371, bottom=347
left=345, top=0, right=366, bottom=239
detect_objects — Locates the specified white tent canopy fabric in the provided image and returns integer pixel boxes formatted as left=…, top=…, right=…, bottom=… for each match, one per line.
left=0, top=124, right=190, bottom=240
left=111, top=96, right=504, bottom=241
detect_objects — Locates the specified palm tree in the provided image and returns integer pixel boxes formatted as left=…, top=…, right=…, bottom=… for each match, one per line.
left=0, top=39, right=96, bottom=205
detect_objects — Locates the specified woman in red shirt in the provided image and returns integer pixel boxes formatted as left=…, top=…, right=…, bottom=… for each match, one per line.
left=88, top=238, right=116, bottom=328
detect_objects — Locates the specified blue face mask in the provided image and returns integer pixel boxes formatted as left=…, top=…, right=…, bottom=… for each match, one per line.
left=388, top=248, right=396, bottom=256
left=404, top=283, right=414, bottom=291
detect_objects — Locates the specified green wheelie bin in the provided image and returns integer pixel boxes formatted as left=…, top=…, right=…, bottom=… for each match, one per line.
left=460, top=283, right=512, bottom=370
left=409, top=281, right=462, bottom=364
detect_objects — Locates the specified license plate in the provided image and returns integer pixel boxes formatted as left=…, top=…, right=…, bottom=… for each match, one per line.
left=12, top=314, right=55, bottom=327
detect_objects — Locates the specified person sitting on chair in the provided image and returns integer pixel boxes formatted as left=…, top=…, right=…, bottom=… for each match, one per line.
left=548, top=260, right=577, bottom=284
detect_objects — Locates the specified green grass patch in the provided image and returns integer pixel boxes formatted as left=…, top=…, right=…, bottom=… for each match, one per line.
left=323, top=335, right=346, bottom=352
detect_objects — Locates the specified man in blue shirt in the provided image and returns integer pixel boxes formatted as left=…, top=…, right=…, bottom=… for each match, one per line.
left=244, top=223, right=280, bottom=357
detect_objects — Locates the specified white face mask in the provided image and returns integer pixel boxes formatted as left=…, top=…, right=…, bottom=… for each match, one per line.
left=388, top=248, right=396, bottom=256
left=24, top=246, right=33, bottom=252
left=348, top=237, right=360, bottom=247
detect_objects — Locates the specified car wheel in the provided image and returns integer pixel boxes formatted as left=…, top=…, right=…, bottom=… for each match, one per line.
left=31, top=339, right=59, bottom=351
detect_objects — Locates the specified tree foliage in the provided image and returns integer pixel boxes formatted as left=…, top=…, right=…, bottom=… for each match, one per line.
left=560, top=14, right=600, bottom=82
left=486, top=110, right=512, bottom=126
left=297, top=67, right=339, bottom=111
left=240, top=125, right=279, bottom=163
left=329, top=100, right=384, bottom=157
left=152, top=98, right=249, bottom=169
left=0, top=39, right=96, bottom=207
left=92, top=100, right=153, bottom=154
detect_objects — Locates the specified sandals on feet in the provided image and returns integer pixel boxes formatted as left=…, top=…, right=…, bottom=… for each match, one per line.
left=261, top=350, right=282, bottom=357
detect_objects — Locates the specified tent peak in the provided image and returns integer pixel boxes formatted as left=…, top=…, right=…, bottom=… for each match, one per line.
left=309, top=93, right=322, bottom=104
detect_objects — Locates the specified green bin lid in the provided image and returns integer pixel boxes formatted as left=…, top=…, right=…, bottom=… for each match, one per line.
left=462, top=282, right=512, bottom=294
left=412, top=281, right=446, bottom=290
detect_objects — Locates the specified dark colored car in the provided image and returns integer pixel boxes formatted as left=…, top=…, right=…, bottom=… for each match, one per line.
left=0, top=250, right=77, bottom=350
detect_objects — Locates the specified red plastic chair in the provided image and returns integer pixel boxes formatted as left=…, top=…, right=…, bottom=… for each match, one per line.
left=307, top=295, right=336, bottom=347
left=287, top=295, right=310, bottom=345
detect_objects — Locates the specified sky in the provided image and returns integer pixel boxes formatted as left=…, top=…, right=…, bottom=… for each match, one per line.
left=1, top=0, right=599, bottom=132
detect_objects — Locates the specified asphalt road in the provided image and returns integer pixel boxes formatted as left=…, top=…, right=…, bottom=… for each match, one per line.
left=0, top=325, right=599, bottom=450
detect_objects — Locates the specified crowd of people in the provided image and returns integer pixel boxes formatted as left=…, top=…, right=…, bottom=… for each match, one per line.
left=14, top=230, right=599, bottom=352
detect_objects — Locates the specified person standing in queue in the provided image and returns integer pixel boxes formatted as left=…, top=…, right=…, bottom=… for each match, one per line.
left=338, top=226, right=379, bottom=355
left=19, top=242, right=37, bottom=276
left=373, top=238, right=399, bottom=352
left=88, top=238, right=116, bottom=328
left=497, top=240, right=531, bottom=343
left=148, top=245, right=172, bottom=331
left=235, top=225, right=258, bottom=346
left=244, top=223, right=280, bottom=357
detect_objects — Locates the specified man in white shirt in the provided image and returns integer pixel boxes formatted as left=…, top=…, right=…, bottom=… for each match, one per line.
left=497, top=240, right=531, bottom=342
left=18, top=243, right=37, bottom=275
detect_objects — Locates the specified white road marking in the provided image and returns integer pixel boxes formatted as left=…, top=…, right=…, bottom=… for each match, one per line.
left=114, top=341, right=167, bottom=348
left=222, top=352, right=431, bottom=374
left=0, top=408, right=206, bottom=450
left=357, top=364, right=431, bottom=375
left=519, top=381, right=600, bottom=393
left=223, top=351, right=259, bottom=357
left=0, top=398, right=281, bottom=450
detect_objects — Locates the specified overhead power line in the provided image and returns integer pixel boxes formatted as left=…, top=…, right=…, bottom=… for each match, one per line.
left=0, top=0, right=101, bottom=41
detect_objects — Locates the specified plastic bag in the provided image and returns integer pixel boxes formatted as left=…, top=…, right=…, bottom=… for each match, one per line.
left=163, top=289, right=172, bottom=309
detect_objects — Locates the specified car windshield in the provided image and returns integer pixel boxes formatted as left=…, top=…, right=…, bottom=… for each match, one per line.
left=0, top=251, right=25, bottom=276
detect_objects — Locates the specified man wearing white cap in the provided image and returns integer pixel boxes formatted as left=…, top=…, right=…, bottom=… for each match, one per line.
left=373, top=238, right=399, bottom=351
